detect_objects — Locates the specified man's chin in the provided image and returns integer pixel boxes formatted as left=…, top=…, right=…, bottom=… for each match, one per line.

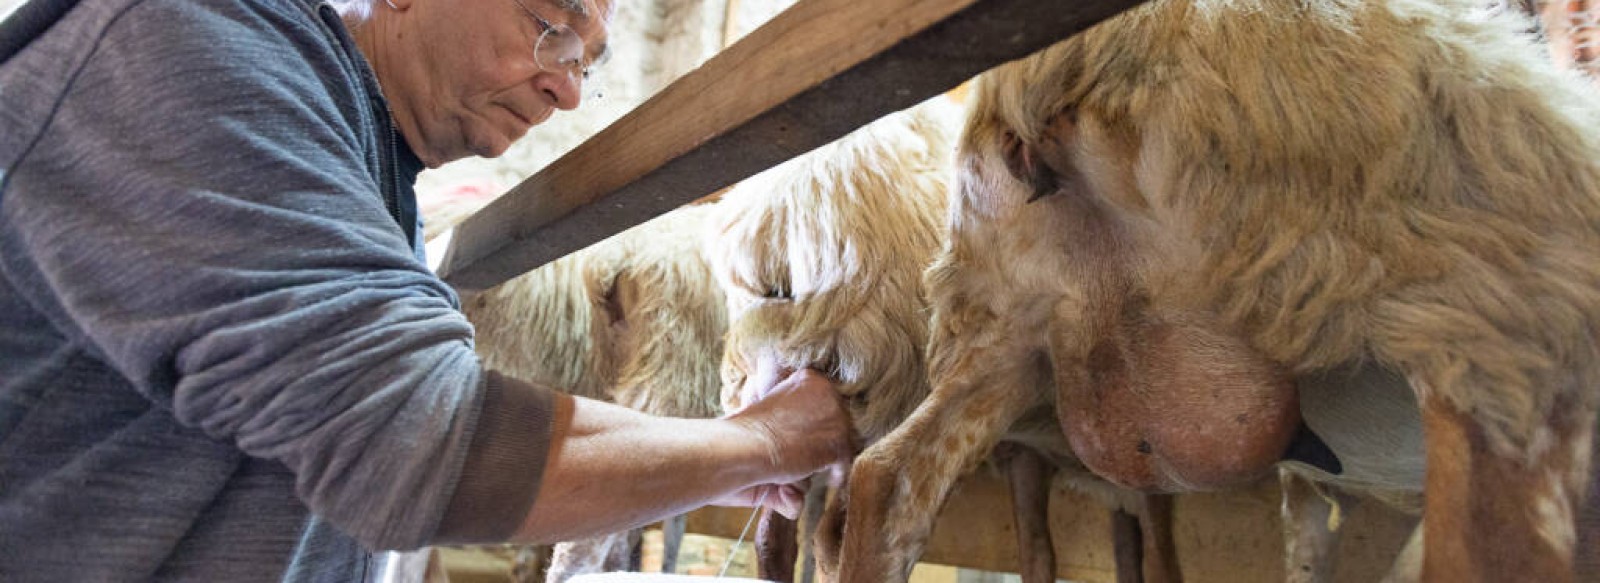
left=480, top=144, right=513, bottom=160
left=469, top=135, right=517, bottom=160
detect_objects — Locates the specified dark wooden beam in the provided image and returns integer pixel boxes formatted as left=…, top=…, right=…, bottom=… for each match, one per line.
left=436, top=0, right=1148, bottom=291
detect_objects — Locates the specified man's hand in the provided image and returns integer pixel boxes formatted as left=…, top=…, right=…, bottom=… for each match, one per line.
left=710, top=482, right=808, bottom=519
left=718, top=368, right=855, bottom=518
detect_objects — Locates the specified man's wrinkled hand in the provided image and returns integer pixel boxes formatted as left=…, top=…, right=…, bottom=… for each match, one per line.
left=725, top=368, right=856, bottom=483
left=710, top=482, right=807, bottom=519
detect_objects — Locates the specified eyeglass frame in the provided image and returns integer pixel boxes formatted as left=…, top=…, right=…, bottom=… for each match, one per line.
left=507, top=0, right=598, bottom=81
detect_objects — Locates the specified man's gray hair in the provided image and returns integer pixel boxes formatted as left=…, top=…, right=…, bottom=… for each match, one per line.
left=326, top=0, right=378, bottom=20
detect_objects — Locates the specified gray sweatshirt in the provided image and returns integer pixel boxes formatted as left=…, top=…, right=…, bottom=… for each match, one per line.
left=0, top=0, right=556, bottom=580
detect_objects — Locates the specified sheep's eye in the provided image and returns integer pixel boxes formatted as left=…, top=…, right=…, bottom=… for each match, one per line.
left=600, top=282, right=626, bottom=326
left=817, top=355, right=843, bottom=381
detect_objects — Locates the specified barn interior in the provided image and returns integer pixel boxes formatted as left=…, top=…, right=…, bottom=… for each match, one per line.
left=2, top=0, right=1596, bottom=581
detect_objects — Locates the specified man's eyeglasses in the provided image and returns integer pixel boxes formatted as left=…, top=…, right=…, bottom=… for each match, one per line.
left=509, top=0, right=598, bottom=82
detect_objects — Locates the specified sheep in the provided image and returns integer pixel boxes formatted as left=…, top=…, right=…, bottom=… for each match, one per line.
left=1283, top=3, right=1600, bottom=579
left=820, top=0, right=1600, bottom=581
left=466, top=203, right=726, bottom=421
left=703, top=96, right=960, bottom=583
left=462, top=201, right=728, bottom=582
left=705, top=96, right=1185, bottom=583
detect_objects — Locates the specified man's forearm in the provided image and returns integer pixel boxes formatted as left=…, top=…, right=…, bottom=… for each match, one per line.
left=512, top=394, right=775, bottom=544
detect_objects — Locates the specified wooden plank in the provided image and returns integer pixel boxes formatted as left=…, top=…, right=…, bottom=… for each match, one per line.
left=680, top=472, right=1418, bottom=581
left=435, top=0, right=1149, bottom=291
left=923, top=469, right=1121, bottom=582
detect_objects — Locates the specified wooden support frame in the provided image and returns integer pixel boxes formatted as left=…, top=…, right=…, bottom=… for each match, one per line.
left=435, top=0, right=1149, bottom=291
left=681, top=473, right=1419, bottom=582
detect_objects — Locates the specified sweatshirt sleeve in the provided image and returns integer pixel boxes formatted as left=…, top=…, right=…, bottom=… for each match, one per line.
left=0, top=0, right=548, bottom=549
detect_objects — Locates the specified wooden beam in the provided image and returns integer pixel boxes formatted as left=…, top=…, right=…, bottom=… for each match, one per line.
left=435, top=0, right=1149, bottom=291
left=680, top=472, right=1419, bottom=582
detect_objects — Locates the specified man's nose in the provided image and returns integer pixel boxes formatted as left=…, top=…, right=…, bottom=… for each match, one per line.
left=535, top=70, right=582, bottom=110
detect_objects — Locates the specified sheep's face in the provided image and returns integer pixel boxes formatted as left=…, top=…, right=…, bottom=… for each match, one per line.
left=929, top=55, right=1306, bottom=492
left=706, top=101, right=961, bottom=444
left=925, top=80, right=1132, bottom=382
left=587, top=212, right=729, bottom=418
left=468, top=255, right=618, bottom=399
left=716, top=279, right=933, bottom=444
left=466, top=206, right=726, bottom=419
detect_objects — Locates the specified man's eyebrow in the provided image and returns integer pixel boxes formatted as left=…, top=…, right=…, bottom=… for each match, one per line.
left=551, top=0, right=588, bottom=21
left=547, top=0, right=609, bottom=62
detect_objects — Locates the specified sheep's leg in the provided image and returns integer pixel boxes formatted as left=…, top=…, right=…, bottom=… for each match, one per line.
left=814, top=463, right=849, bottom=583
left=1135, top=494, right=1181, bottom=583
left=1416, top=392, right=1591, bottom=582
left=1002, top=445, right=1057, bottom=583
left=660, top=514, right=687, bottom=575
left=511, top=545, right=553, bottom=583
left=757, top=507, right=799, bottom=582
left=1103, top=490, right=1190, bottom=583
left=799, top=477, right=828, bottom=583
left=621, top=528, right=642, bottom=573
left=1110, top=509, right=1143, bottom=583
left=823, top=353, right=1044, bottom=582
left=1370, top=277, right=1598, bottom=582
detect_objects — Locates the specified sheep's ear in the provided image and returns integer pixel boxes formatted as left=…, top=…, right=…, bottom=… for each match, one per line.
left=1001, top=131, right=1058, bottom=201
left=1033, top=109, right=1080, bottom=187
left=1002, top=109, right=1080, bottom=203
left=598, top=274, right=628, bottom=329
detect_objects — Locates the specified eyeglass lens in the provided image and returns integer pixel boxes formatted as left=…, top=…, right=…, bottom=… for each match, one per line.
left=534, top=25, right=587, bottom=77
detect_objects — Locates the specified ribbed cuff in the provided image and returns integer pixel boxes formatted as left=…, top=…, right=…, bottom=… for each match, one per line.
left=433, top=370, right=561, bottom=543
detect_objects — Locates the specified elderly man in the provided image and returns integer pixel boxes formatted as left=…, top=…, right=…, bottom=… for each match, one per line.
left=0, top=0, right=853, bottom=581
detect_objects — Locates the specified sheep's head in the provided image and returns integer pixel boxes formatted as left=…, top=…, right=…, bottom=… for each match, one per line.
left=705, top=98, right=961, bottom=443
left=467, top=205, right=726, bottom=418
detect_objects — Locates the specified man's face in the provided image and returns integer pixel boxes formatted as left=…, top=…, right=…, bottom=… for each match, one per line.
left=395, top=0, right=611, bottom=166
